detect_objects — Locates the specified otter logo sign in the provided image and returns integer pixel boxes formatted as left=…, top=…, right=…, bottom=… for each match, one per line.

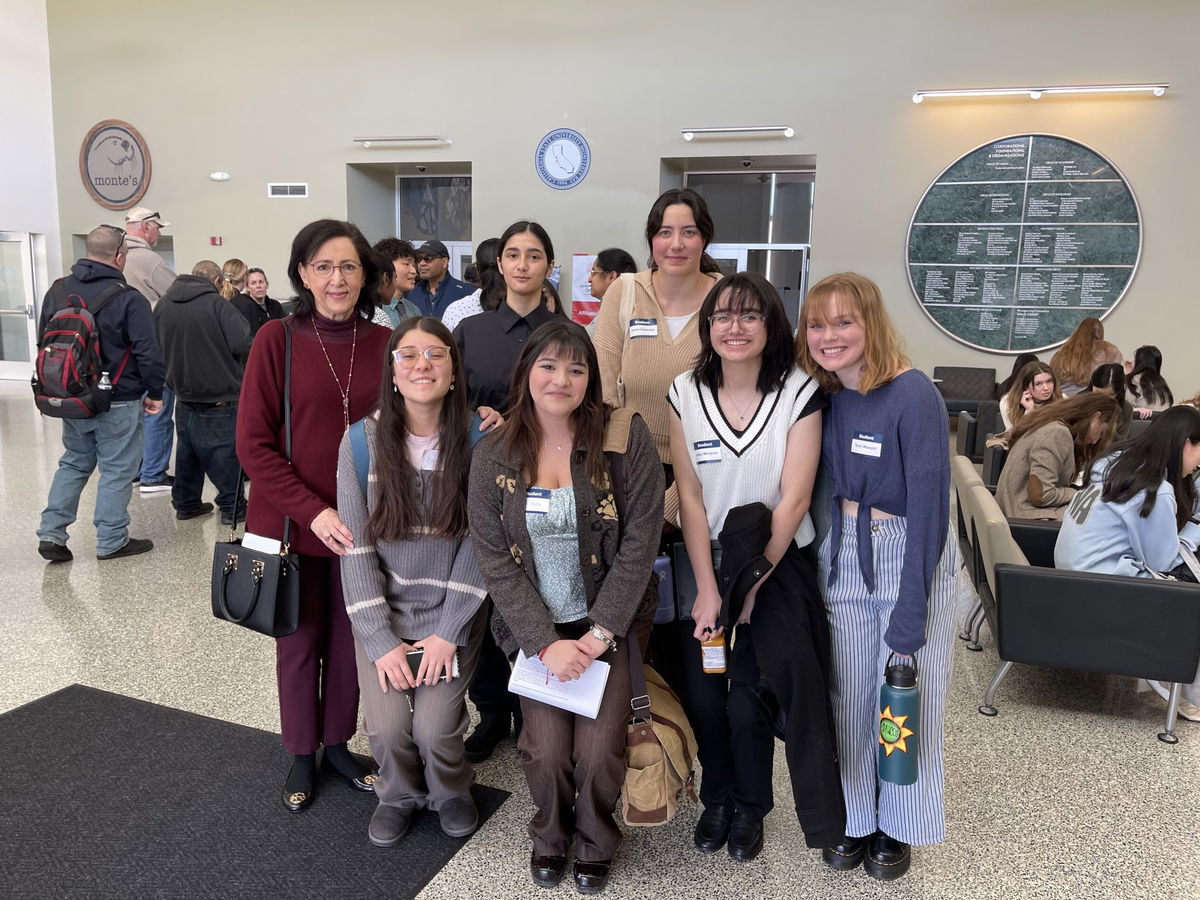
left=79, top=120, right=152, bottom=211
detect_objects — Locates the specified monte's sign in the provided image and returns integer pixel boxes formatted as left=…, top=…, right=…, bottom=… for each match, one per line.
left=79, top=120, right=152, bottom=211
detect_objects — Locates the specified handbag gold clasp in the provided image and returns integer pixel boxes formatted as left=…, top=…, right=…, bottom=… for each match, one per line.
left=251, top=560, right=265, bottom=582
left=223, top=553, right=238, bottom=573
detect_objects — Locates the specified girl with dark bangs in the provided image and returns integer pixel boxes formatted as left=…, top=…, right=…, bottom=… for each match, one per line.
left=1056, top=405, right=1200, bottom=721
left=670, top=273, right=842, bottom=860
left=468, top=320, right=663, bottom=894
left=336, top=317, right=489, bottom=847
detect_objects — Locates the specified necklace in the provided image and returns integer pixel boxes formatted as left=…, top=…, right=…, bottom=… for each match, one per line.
left=542, top=439, right=568, bottom=452
left=721, top=387, right=760, bottom=424
left=312, top=316, right=357, bottom=430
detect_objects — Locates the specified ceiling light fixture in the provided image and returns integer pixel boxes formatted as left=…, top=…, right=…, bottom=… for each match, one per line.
left=681, top=125, right=794, bottom=141
left=912, top=83, right=1168, bottom=103
left=353, top=136, right=451, bottom=147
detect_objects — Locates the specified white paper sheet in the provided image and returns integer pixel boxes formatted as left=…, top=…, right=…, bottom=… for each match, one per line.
left=507, top=650, right=610, bottom=719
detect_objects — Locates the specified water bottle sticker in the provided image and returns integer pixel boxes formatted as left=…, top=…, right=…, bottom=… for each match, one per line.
left=878, top=705, right=915, bottom=755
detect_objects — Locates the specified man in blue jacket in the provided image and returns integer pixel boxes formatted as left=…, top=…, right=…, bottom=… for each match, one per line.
left=407, top=240, right=474, bottom=319
left=36, top=225, right=165, bottom=562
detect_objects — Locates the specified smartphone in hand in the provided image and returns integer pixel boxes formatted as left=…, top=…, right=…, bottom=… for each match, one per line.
left=405, top=648, right=460, bottom=682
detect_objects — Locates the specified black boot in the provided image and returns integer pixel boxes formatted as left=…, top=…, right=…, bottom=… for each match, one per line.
left=464, top=714, right=511, bottom=763
left=863, top=830, right=911, bottom=881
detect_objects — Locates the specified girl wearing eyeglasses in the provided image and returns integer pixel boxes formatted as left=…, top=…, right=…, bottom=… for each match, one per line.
left=668, top=272, right=842, bottom=861
left=336, top=317, right=489, bottom=847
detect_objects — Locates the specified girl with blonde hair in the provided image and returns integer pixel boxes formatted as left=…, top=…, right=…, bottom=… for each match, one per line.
left=219, top=258, right=248, bottom=300
left=1049, top=316, right=1122, bottom=396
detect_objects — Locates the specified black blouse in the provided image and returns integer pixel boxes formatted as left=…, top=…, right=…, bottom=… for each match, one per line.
left=453, top=301, right=557, bottom=412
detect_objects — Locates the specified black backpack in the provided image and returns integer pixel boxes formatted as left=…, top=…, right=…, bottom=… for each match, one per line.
left=32, top=279, right=130, bottom=418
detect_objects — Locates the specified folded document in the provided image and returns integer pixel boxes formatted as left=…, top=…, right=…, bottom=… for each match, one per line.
left=507, top=651, right=610, bottom=719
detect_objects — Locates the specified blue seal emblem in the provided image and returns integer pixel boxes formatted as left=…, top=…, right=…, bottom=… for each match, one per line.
left=534, top=129, right=591, bottom=190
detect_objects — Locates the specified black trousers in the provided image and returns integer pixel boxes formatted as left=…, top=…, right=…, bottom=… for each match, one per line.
left=467, top=601, right=519, bottom=723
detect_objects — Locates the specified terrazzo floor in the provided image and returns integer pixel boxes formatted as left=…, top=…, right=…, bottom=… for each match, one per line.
left=3, top=379, right=1197, bottom=900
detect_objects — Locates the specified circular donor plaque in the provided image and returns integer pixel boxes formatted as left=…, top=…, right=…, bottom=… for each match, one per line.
left=79, top=120, right=152, bottom=211
left=906, top=134, right=1141, bottom=353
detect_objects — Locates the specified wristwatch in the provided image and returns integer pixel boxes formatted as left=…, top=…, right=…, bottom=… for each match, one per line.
left=589, top=624, right=617, bottom=653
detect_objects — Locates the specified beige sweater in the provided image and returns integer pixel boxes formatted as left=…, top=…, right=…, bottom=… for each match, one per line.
left=995, top=421, right=1078, bottom=520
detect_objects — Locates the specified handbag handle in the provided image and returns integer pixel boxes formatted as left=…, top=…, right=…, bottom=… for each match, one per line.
left=228, top=319, right=294, bottom=546
left=216, top=552, right=264, bottom=623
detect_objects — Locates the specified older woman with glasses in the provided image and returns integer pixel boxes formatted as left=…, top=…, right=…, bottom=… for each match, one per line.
left=237, top=219, right=393, bottom=814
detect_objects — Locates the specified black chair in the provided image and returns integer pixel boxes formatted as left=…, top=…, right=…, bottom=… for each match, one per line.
left=955, top=411, right=978, bottom=461
left=972, top=400, right=1003, bottom=462
left=981, top=442, right=1009, bottom=490
left=1128, top=410, right=1161, bottom=440
left=933, top=366, right=997, bottom=418
left=1007, top=518, right=1059, bottom=569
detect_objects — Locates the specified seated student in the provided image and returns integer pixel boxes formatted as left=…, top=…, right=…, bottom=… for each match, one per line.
left=336, top=318, right=488, bottom=846
left=995, top=353, right=1039, bottom=401
left=1125, top=345, right=1174, bottom=413
left=1050, top=316, right=1123, bottom=397
left=1087, top=363, right=1152, bottom=441
left=999, top=361, right=1063, bottom=431
left=1055, top=405, right=1200, bottom=721
left=995, top=393, right=1120, bottom=520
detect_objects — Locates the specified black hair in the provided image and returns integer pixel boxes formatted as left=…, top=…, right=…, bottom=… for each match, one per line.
left=644, top=189, right=714, bottom=251
left=595, top=248, right=637, bottom=275
left=691, top=272, right=794, bottom=396
left=498, top=221, right=554, bottom=265
left=474, top=237, right=506, bottom=312
left=287, top=219, right=381, bottom=320
left=372, top=237, right=416, bottom=262
left=1098, top=405, right=1200, bottom=531
left=1128, top=345, right=1173, bottom=408
left=997, top=352, right=1039, bottom=399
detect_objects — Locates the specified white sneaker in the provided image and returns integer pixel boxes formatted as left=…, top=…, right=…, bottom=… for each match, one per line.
left=1178, top=699, right=1200, bottom=723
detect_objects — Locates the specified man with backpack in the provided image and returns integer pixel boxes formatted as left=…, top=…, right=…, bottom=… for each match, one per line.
left=35, top=224, right=165, bottom=562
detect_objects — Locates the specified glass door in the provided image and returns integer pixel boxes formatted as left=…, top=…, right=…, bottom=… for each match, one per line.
left=0, top=233, right=38, bottom=380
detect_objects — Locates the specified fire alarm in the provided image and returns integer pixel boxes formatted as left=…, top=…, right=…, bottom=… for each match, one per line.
left=210, top=236, right=223, bottom=246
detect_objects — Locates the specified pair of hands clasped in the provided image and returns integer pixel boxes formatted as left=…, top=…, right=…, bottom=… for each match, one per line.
left=541, top=627, right=615, bottom=683
left=373, top=635, right=459, bottom=693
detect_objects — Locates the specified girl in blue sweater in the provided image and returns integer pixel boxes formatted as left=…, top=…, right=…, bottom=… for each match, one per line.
left=798, top=272, right=958, bottom=882
left=1055, top=404, right=1200, bottom=719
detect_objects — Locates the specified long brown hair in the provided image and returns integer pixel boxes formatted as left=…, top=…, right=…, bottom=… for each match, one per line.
left=1008, top=392, right=1121, bottom=476
left=499, top=320, right=608, bottom=487
left=366, top=318, right=470, bottom=542
left=1003, top=361, right=1063, bottom=425
left=797, top=272, right=909, bottom=394
left=1050, top=317, right=1119, bottom=386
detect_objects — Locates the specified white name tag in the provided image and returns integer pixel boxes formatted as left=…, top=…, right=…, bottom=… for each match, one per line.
left=693, top=439, right=722, bottom=465
left=628, top=317, right=658, bottom=339
left=851, top=431, right=883, bottom=458
left=526, top=487, right=552, bottom=514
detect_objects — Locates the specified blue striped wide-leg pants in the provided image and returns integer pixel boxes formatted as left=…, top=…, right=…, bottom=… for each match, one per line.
left=818, top=514, right=959, bottom=846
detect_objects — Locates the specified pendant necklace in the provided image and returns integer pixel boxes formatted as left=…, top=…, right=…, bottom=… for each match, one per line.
left=722, top=387, right=758, bottom=424
left=312, top=316, right=357, bottom=430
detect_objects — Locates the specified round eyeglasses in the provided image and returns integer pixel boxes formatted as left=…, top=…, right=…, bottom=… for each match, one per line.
left=393, top=346, right=451, bottom=367
left=708, top=312, right=765, bottom=332
left=306, top=262, right=361, bottom=278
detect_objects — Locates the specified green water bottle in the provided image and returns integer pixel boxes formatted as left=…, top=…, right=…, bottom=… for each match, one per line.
left=878, top=653, right=920, bottom=786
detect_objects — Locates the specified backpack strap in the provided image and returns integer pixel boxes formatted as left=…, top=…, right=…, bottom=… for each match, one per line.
left=349, top=418, right=369, bottom=497
left=85, top=282, right=129, bottom=317
left=603, top=407, right=636, bottom=454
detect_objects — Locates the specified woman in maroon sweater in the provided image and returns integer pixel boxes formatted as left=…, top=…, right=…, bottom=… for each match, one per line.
left=236, top=219, right=393, bottom=812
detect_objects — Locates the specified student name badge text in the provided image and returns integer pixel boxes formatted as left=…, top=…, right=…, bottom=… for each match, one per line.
left=851, top=432, right=883, bottom=458
left=628, top=318, right=658, bottom=339
left=526, top=488, right=552, bottom=514
left=693, top=439, right=722, bottom=465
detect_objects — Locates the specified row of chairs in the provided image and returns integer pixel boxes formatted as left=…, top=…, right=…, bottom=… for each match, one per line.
left=951, top=454, right=1200, bottom=744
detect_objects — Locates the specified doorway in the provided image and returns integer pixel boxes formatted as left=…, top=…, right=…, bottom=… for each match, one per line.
left=0, top=233, right=38, bottom=379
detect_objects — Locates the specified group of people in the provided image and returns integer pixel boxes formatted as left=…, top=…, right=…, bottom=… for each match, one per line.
left=35, top=187, right=1197, bottom=895
left=223, top=188, right=959, bottom=895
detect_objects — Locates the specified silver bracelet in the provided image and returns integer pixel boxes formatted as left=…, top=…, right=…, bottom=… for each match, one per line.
left=589, top=624, right=617, bottom=652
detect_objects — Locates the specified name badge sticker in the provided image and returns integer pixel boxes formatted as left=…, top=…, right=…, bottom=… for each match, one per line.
left=693, top=439, right=722, bottom=465
left=526, top=488, right=552, bottom=515
left=628, top=317, right=659, bottom=339
left=850, top=432, right=884, bottom=458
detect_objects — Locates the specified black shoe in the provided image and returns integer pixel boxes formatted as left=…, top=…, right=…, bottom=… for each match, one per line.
left=863, top=831, right=911, bottom=881
left=822, top=834, right=869, bottom=871
left=693, top=804, right=734, bottom=853
left=97, top=538, right=153, bottom=560
left=320, top=752, right=378, bottom=792
left=175, top=502, right=214, bottom=521
left=573, top=859, right=612, bottom=894
left=727, top=811, right=764, bottom=861
left=464, top=715, right=511, bottom=763
left=530, top=852, right=567, bottom=888
left=282, top=765, right=315, bottom=813
left=38, top=541, right=72, bottom=563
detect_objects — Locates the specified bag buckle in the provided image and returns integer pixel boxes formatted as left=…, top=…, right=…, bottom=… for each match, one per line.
left=251, top=560, right=265, bottom=583
left=223, top=553, right=237, bottom=574
left=629, top=693, right=650, bottom=715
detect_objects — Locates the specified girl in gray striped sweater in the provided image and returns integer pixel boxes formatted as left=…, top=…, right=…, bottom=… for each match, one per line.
left=336, top=317, right=489, bottom=848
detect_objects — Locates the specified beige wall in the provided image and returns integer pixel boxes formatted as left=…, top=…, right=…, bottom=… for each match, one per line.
left=45, top=0, right=1200, bottom=392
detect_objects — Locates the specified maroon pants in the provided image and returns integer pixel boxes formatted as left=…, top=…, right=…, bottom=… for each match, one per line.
left=275, top=555, right=359, bottom=755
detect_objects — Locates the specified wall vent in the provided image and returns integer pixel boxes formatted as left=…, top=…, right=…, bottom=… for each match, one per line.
left=267, top=182, right=308, bottom=198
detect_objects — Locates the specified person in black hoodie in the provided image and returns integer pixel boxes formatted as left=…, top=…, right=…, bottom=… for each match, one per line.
left=155, top=259, right=253, bottom=524
left=36, top=224, right=165, bottom=562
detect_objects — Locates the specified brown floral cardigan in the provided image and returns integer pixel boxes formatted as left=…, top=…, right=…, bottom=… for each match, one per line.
left=467, top=410, right=665, bottom=657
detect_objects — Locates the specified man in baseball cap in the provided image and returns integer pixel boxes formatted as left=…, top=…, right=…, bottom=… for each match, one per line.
left=408, top=239, right=474, bottom=319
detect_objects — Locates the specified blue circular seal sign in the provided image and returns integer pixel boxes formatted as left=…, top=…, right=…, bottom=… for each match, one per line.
left=535, top=129, right=591, bottom=190
left=79, top=119, right=152, bottom=211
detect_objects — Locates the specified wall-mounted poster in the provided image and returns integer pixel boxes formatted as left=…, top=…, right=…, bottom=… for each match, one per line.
left=906, top=134, right=1141, bottom=353
left=79, top=119, right=152, bottom=211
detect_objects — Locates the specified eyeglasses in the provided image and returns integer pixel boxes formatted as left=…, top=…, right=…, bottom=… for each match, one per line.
left=102, top=224, right=126, bottom=237
left=589, top=268, right=610, bottom=278
left=305, top=262, right=361, bottom=278
left=393, top=346, right=451, bottom=367
left=709, top=312, right=765, bottom=332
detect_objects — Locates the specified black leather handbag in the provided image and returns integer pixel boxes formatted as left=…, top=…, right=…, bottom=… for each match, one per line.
left=210, top=323, right=300, bottom=638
